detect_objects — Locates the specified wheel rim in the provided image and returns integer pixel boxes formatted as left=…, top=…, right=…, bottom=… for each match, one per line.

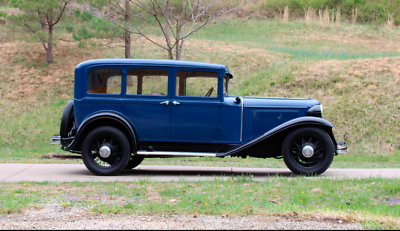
left=89, top=136, right=123, bottom=168
left=291, top=135, right=325, bottom=168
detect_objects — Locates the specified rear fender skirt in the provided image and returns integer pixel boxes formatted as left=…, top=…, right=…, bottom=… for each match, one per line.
left=65, top=112, right=137, bottom=153
left=217, top=117, right=336, bottom=157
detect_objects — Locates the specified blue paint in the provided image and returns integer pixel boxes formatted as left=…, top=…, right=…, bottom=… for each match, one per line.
left=73, top=59, right=320, bottom=145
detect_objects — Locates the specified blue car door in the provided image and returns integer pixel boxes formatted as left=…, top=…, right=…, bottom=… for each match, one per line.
left=170, top=69, right=221, bottom=141
left=123, top=67, right=172, bottom=141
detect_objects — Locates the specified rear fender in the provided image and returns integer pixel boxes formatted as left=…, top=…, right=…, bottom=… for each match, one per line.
left=65, top=112, right=138, bottom=153
left=217, top=117, right=337, bottom=157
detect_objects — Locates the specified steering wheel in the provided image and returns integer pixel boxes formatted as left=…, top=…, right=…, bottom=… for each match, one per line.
left=205, top=87, right=214, bottom=97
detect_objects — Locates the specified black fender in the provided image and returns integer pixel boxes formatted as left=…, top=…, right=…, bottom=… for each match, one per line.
left=217, top=117, right=337, bottom=157
left=65, top=112, right=138, bottom=153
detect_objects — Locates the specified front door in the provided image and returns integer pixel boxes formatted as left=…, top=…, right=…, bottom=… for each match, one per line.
left=123, top=67, right=171, bottom=141
left=170, top=69, right=221, bottom=141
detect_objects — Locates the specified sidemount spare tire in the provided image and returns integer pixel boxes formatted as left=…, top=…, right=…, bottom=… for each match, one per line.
left=60, top=100, right=76, bottom=148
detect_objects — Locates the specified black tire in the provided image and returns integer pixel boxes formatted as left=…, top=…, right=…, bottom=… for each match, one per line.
left=282, top=127, right=334, bottom=176
left=125, top=156, right=144, bottom=169
left=60, top=100, right=76, bottom=147
left=81, top=126, right=131, bottom=176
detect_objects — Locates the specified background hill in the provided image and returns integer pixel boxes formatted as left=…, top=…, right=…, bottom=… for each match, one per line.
left=0, top=1, right=399, bottom=168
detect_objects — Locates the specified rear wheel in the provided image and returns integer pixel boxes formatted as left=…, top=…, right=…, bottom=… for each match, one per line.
left=81, top=126, right=130, bottom=176
left=282, top=127, right=334, bottom=175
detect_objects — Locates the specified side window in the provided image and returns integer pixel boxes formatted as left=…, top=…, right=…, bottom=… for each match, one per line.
left=126, top=69, right=168, bottom=95
left=176, top=71, right=218, bottom=97
left=88, top=68, right=122, bottom=94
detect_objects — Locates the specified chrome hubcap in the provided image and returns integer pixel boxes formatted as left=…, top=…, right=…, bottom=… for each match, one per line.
left=99, top=146, right=111, bottom=158
left=302, top=145, right=314, bottom=158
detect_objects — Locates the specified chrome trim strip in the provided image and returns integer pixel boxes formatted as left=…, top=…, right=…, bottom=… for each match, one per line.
left=137, top=151, right=217, bottom=157
left=240, top=97, right=244, bottom=142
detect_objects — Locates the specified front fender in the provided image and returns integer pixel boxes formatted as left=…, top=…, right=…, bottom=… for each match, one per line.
left=217, top=117, right=336, bottom=157
left=65, top=112, right=138, bottom=153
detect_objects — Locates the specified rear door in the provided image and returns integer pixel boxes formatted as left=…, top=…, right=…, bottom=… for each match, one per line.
left=123, top=67, right=172, bottom=141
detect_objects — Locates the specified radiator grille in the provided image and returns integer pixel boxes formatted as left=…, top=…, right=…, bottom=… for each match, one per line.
left=252, top=109, right=298, bottom=136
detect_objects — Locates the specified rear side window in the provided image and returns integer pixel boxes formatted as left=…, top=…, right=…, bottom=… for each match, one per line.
left=126, top=69, right=168, bottom=96
left=88, top=69, right=122, bottom=94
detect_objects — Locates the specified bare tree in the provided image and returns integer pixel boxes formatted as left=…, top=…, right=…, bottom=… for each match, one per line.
left=86, top=0, right=133, bottom=58
left=87, top=0, right=245, bottom=60
left=10, top=0, right=71, bottom=63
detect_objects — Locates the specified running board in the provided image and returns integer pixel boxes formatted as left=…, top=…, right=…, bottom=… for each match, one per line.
left=136, top=151, right=217, bottom=157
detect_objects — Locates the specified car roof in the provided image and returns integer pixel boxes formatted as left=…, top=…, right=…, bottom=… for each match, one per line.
left=76, top=59, right=228, bottom=71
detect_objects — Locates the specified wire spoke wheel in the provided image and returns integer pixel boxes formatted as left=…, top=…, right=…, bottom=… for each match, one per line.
left=90, top=136, right=122, bottom=168
left=282, top=127, right=334, bottom=175
left=291, top=136, right=324, bottom=168
left=82, top=126, right=130, bottom=176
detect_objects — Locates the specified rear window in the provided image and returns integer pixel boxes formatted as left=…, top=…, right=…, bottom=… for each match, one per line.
left=88, top=69, right=122, bottom=94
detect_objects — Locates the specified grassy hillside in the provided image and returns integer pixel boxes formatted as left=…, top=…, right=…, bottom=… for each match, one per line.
left=0, top=18, right=399, bottom=167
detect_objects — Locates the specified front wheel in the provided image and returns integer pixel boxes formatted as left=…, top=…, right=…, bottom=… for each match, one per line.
left=125, top=156, right=144, bottom=169
left=81, top=126, right=131, bottom=176
left=282, top=127, right=334, bottom=176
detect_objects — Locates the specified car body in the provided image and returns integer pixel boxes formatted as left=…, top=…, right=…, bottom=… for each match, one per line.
left=51, top=59, right=347, bottom=176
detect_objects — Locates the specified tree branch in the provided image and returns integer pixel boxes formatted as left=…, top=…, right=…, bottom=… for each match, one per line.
left=85, top=4, right=169, bottom=51
left=52, top=0, right=71, bottom=26
left=130, top=0, right=156, bottom=15
left=23, top=23, right=47, bottom=51
left=111, top=0, right=126, bottom=15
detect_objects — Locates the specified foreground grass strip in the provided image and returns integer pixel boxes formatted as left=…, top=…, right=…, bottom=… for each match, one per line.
left=0, top=177, right=399, bottom=229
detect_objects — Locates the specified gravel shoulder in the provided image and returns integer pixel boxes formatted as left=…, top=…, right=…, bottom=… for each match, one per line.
left=0, top=205, right=363, bottom=230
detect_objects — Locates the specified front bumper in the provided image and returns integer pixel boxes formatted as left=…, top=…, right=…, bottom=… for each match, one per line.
left=336, top=142, right=348, bottom=154
left=50, top=135, right=61, bottom=145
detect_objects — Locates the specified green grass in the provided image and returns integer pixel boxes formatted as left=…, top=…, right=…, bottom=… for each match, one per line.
left=1, top=177, right=399, bottom=229
left=264, top=46, right=400, bottom=60
left=1, top=18, right=400, bottom=168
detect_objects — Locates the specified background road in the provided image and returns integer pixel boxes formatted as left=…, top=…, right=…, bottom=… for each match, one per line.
left=1, top=164, right=399, bottom=182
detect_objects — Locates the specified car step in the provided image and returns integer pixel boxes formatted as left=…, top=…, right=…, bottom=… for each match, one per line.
left=136, top=151, right=217, bottom=157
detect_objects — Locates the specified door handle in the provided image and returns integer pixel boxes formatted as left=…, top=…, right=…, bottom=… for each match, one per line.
left=173, top=101, right=180, bottom=105
left=160, top=101, right=169, bottom=105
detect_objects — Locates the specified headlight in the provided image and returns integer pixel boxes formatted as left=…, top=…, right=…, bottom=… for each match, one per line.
left=307, top=104, right=323, bottom=118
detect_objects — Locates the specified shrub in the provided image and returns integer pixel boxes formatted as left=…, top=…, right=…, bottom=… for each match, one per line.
left=260, top=0, right=400, bottom=25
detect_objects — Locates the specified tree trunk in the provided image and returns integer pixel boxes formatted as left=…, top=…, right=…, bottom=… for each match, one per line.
left=47, top=25, right=53, bottom=63
left=175, top=24, right=181, bottom=60
left=176, top=39, right=185, bottom=60
left=124, top=0, right=131, bottom=58
left=38, top=12, right=46, bottom=29
left=175, top=0, right=186, bottom=60
left=164, top=0, right=173, bottom=59
left=167, top=49, right=173, bottom=60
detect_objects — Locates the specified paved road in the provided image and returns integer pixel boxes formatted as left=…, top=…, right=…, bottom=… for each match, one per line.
left=1, top=164, right=399, bottom=182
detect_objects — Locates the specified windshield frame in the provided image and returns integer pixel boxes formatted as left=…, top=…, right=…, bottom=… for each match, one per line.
left=224, top=73, right=232, bottom=96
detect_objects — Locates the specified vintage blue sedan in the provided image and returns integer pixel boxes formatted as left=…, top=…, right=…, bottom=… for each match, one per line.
left=51, top=59, right=347, bottom=176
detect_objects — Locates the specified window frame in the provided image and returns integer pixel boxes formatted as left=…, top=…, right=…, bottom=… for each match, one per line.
left=86, top=66, right=124, bottom=97
left=124, top=66, right=172, bottom=99
left=173, top=68, right=223, bottom=101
